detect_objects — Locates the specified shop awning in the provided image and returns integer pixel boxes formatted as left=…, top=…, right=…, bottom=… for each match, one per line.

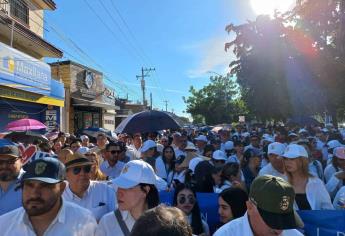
left=72, top=98, right=119, bottom=110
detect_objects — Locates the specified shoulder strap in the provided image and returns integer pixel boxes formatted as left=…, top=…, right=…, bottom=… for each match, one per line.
left=114, top=209, right=130, bottom=236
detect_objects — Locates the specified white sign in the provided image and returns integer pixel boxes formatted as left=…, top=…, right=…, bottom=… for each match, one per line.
left=45, top=110, right=57, bottom=131
left=239, top=116, right=245, bottom=122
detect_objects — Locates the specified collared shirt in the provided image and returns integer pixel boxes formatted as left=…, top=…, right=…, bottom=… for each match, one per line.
left=96, top=210, right=136, bottom=236
left=100, top=161, right=125, bottom=179
left=126, top=145, right=141, bottom=160
left=0, top=200, right=97, bottom=236
left=213, top=213, right=303, bottom=236
left=63, top=181, right=116, bottom=221
left=258, top=163, right=287, bottom=180
left=0, top=180, right=22, bottom=216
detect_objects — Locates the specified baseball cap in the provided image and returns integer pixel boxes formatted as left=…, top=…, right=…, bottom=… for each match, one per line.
left=268, top=142, right=286, bottom=156
left=333, top=146, right=345, bottom=159
left=0, top=145, right=20, bottom=159
left=298, top=129, right=308, bottom=134
left=113, top=160, right=158, bottom=189
left=195, top=135, right=208, bottom=142
left=141, top=140, right=157, bottom=153
left=175, top=154, right=186, bottom=165
left=77, top=146, right=90, bottom=155
left=288, top=132, right=298, bottom=137
left=224, top=141, right=234, bottom=151
left=327, top=140, right=342, bottom=150
left=64, top=152, right=93, bottom=169
left=249, top=175, right=304, bottom=230
left=80, top=135, right=89, bottom=141
left=185, top=141, right=197, bottom=151
left=21, top=157, right=66, bottom=184
left=282, top=144, right=308, bottom=159
left=212, top=150, right=227, bottom=161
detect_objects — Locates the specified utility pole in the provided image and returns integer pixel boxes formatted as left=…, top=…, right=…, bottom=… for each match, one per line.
left=163, top=100, right=168, bottom=112
left=150, top=93, right=153, bottom=110
left=136, top=67, right=155, bottom=107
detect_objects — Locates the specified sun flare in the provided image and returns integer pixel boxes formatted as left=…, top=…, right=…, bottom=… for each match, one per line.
left=250, top=0, right=295, bottom=16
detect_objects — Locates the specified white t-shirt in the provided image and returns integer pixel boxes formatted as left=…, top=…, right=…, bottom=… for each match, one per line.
left=258, top=163, right=287, bottom=180
left=214, top=213, right=303, bottom=236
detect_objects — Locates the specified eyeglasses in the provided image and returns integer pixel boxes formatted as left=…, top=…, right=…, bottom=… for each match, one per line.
left=178, top=195, right=195, bottom=205
left=0, top=158, right=19, bottom=166
left=72, top=165, right=92, bottom=175
left=109, top=150, right=122, bottom=154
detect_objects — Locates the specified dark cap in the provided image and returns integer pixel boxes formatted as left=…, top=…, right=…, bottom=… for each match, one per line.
left=175, top=155, right=186, bottom=165
left=249, top=175, right=304, bottom=230
left=21, top=157, right=66, bottom=184
left=0, top=145, right=20, bottom=159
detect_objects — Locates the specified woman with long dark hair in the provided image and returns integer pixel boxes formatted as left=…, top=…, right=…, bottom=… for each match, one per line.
left=173, top=184, right=210, bottom=236
left=96, top=160, right=160, bottom=236
left=155, top=146, right=176, bottom=186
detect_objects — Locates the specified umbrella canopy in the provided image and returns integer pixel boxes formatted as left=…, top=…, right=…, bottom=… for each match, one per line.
left=5, top=119, right=47, bottom=131
left=4, top=131, right=48, bottom=144
left=211, top=124, right=232, bottom=133
left=82, top=127, right=117, bottom=141
left=115, top=110, right=181, bottom=134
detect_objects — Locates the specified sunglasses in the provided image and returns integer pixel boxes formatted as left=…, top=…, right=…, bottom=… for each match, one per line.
left=72, top=165, right=92, bottom=175
left=109, top=150, right=122, bottom=154
left=0, top=158, right=19, bottom=165
left=178, top=195, right=195, bottom=205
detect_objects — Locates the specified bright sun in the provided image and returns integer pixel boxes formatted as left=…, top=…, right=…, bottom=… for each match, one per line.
left=250, top=0, right=295, bottom=16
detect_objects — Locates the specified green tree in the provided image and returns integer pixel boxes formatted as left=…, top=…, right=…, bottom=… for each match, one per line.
left=183, top=76, right=247, bottom=124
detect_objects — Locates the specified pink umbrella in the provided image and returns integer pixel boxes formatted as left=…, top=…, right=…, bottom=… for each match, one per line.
left=5, top=118, right=47, bottom=131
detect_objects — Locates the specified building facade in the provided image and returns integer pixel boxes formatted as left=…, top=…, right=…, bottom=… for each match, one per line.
left=50, top=61, right=117, bottom=133
left=0, top=0, right=64, bottom=132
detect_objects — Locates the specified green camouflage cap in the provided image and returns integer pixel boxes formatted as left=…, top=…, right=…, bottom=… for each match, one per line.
left=249, top=175, right=304, bottom=230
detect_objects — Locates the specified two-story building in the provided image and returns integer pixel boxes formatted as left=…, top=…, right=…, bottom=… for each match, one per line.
left=0, top=0, right=64, bottom=131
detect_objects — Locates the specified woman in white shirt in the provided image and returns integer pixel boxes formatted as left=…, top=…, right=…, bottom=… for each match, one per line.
left=155, top=146, right=176, bottom=186
left=96, top=160, right=160, bottom=236
left=324, top=146, right=345, bottom=198
left=173, top=184, right=210, bottom=236
left=282, top=144, right=333, bottom=210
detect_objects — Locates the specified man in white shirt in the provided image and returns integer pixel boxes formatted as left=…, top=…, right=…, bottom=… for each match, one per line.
left=214, top=175, right=304, bottom=236
left=127, top=133, right=142, bottom=160
left=0, top=157, right=97, bottom=236
left=100, top=142, right=126, bottom=179
left=259, top=142, right=287, bottom=180
left=63, top=152, right=116, bottom=221
left=195, top=135, right=208, bottom=155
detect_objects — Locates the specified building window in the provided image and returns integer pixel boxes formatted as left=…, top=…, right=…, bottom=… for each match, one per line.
left=10, top=0, right=29, bottom=25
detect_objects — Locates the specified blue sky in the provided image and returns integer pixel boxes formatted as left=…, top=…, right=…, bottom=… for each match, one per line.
left=45, top=0, right=257, bottom=117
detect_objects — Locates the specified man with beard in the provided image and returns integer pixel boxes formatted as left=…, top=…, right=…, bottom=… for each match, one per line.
left=0, top=144, right=22, bottom=215
left=0, top=157, right=97, bottom=235
left=63, top=152, right=116, bottom=221
left=100, top=142, right=126, bottom=179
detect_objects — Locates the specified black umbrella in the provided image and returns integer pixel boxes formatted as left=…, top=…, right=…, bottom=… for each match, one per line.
left=115, top=110, right=181, bottom=134
left=4, top=131, right=48, bottom=144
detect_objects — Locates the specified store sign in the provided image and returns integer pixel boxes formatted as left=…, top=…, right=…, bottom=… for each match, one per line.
left=0, top=42, right=51, bottom=96
left=45, top=110, right=57, bottom=131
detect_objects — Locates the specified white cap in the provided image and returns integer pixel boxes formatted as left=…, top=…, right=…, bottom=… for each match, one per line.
left=141, top=140, right=157, bottom=153
left=113, top=160, right=158, bottom=189
left=282, top=144, right=308, bottom=159
left=321, top=128, right=329, bottom=133
left=268, top=142, right=285, bottom=156
left=212, top=150, right=227, bottom=161
left=77, top=147, right=90, bottom=155
left=224, top=141, right=234, bottom=150
left=288, top=132, right=298, bottom=137
left=298, top=129, right=308, bottom=134
left=242, top=132, right=250, bottom=138
left=327, top=140, right=342, bottom=150
left=185, top=141, right=197, bottom=151
left=195, top=135, right=208, bottom=142
left=80, top=135, right=89, bottom=141
left=188, top=157, right=203, bottom=173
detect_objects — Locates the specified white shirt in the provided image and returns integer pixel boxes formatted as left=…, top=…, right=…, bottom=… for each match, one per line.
left=214, top=213, right=303, bottom=236
left=126, top=145, right=141, bottom=160
left=293, top=177, right=333, bottom=210
left=63, top=181, right=116, bottom=221
left=258, top=163, right=287, bottom=180
left=0, top=200, right=97, bottom=236
left=333, top=186, right=345, bottom=210
left=100, top=161, right=125, bottom=179
left=324, top=164, right=344, bottom=198
left=96, top=210, right=136, bottom=236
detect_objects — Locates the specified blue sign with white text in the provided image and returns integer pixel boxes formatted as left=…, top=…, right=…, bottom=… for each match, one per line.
left=0, top=42, right=51, bottom=96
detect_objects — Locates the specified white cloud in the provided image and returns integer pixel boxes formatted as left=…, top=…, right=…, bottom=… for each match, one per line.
left=186, top=35, right=236, bottom=78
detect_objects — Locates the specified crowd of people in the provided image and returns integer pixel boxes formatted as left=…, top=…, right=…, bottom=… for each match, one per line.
left=0, top=123, right=345, bottom=235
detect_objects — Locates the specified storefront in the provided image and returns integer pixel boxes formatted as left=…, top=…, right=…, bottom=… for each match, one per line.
left=50, top=61, right=117, bottom=133
left=0, top=42, right=64, bottom=132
